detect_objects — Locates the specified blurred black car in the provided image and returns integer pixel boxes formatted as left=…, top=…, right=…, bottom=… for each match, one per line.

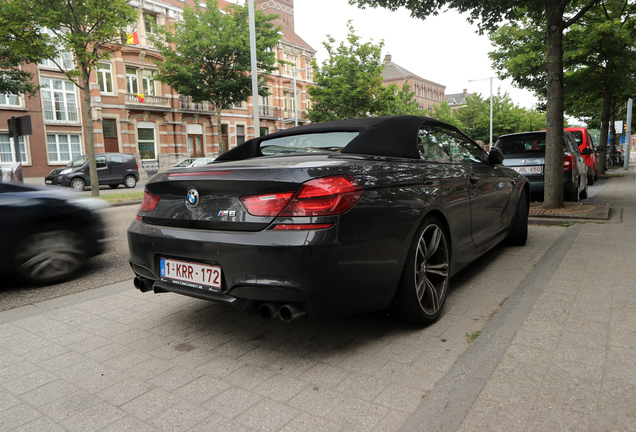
left=0, top=182, right=107, bottom=285
left=45, top=152, right=139, bottom=191
left=495, top=131, right=590, bottom=201
left=128, top=116, right=530, bottom=325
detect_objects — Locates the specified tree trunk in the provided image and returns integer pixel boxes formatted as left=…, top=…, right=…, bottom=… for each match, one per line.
left=543, top=1, right=566, bottom=209
left=216, top=109, right=225, bottom=154
left=598, top=73, right=612, bottom=175
left=82, top=67, right=99, bottom=197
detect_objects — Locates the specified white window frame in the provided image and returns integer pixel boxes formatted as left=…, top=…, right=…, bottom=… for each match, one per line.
left=142, top=69, right=156, bottom=96
left=46, top=133, right=82, bottom=163
left=126, top=66, right=139, bottom=94
left=0, top=93, right=21, bottom=108
left=0, top=134, right=28, bottom=164
left=41, top=77, right=79, bottom=123
left=137, top=121, right=157, bottom=160
left=40, top=28, right=74, bottom=71
left=97, top=62, right=114, bottom=94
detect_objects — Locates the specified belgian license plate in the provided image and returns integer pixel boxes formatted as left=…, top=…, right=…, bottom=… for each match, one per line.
left=511, top=166, right=542, bottom=175
left=160, top=258, right=221, bottom=290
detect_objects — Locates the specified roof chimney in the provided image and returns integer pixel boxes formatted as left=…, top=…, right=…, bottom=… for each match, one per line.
left=463, top=89, right=468, bottom=97
left=385, top=54, right=392, bottom=65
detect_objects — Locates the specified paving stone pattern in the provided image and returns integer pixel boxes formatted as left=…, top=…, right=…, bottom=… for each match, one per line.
left=2, top=167, right=635, bottom=431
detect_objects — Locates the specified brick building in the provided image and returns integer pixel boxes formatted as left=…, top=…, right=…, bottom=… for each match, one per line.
left=381, top=54, right=445, bottom=113
left=0, top=0, right=316, bottom=180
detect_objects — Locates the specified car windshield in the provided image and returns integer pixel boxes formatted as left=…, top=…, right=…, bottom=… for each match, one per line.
left=496, top=134, right=546, bottom=155
left=66, top=156, right=88, bottom=167
left=174, top=159, right=195, bottom=167
left=259, top=132, right=359, bottom=156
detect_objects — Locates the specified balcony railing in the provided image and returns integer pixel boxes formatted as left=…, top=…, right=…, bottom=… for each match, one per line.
left=259, top=105, right=280, bottom=118
left=125, top=93, right=170, bottom=106
left=178, top=96, right=213, bottom=111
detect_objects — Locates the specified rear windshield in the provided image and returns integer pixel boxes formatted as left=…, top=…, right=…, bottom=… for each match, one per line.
left=259, top=132, right=359, bottom=156
left=569, top=131, right=583, bottom=145
left=496, top=134, right=546, bottom=155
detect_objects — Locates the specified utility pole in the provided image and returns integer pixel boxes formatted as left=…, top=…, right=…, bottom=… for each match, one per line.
left=248, top=0, right=260, bottom=138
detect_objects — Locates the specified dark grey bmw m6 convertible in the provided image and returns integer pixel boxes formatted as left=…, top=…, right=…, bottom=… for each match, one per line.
left=128, top=116, right=529, bottom=325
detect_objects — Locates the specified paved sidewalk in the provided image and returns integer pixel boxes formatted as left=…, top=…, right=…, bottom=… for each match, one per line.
left=1, top=168, right=634, bottom=431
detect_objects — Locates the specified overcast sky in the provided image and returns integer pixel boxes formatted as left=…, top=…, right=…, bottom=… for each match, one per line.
left=291, top=0, right=540, bottom=109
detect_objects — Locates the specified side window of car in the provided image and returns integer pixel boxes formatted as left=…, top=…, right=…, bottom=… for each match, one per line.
left=96, top=156, right=107, bottom=168
left=111, top=156, right=124, bottom=166
left=441, top=129, right=488, bottom=163
left=417, top=125, right=452, bottom=162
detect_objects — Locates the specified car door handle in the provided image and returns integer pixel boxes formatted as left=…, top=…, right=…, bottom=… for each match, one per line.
left=509, top=179, right=517, bottom=186
left=469, top=174, right=479, bottom=184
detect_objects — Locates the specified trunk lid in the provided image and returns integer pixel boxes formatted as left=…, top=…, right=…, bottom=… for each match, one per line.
left=141, top=154, right=417, bottom=231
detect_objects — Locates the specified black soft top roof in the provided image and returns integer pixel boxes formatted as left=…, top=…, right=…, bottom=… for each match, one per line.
left=216, top=115, right=460, bottom=161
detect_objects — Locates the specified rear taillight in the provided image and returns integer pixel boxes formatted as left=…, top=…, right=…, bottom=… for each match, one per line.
left=139, top=191, right=160, bottom=212
left=241, top=192, right=295, bottom=217
left=563, top=154, right=575, bottom=172
left=281, top=176, right=363, bottom=217
left=136, top=162, right=139, bottom=172
left=241, top=175, right=363, bottom=217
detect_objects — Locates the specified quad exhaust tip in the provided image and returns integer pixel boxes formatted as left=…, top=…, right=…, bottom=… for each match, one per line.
left=259, top=302, right=306, bottom=322
left=133, top=276, right=153, bottom=293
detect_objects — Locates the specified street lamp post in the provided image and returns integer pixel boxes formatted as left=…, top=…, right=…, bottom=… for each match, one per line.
left=293, top=66, right=311, bottom=127
left=469, top=77, right=495, bottom=146
left=248, top=0, right=260, bottom=137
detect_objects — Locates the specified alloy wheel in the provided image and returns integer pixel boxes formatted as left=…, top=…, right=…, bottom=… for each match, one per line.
left=414, top=223, right=450, bottom=315
left=15, top=229, right=86, bottom=285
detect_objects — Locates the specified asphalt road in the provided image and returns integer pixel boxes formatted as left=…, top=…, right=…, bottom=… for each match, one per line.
left=0, top=204, right=140, bottom=312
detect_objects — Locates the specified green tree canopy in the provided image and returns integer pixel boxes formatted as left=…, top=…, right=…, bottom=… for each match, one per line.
left=489, top=1, right=636, bottom=173
left=152, top=0, right=281, bottom=153
left=349, top=0, right=598, bottom=209
left=307, top=22, right=421, bottom=122
left=0, top=1, right=55, bottom=96
left=430, top=91, right=547, bottom=143
left=11, top=0, right=138, bottom=196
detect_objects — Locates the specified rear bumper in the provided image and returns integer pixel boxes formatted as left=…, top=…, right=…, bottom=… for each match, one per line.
left=127, top=218, right=407, bottom=320
left=524, top=172, right=578, bottom=201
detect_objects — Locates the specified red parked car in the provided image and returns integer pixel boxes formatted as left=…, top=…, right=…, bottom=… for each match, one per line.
left=565, top=127, right=598, bottom=184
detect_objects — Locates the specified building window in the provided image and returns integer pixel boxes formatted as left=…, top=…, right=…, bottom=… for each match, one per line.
left=0, top=134, right=26, bottom=163
left=137, top=126, right=156, bottom=160
left=97, top=62, right=113, bottom=93
left=40, top=29, right=73, bottom=70
left=283, top=91, right=295, bottom=117
left=47, top=134, right=82, bottom=163
left=144, top=13, right=156, bottom=34
left=41, top=78, right=79, bottom=123
left=142, top=70, right=155, bottom=96
left=283, top=53, right=298, bottom=76
left=126, top=66, right=139, bottom=94
left=0, top=93, right=20, bottom=107
left=236, top=125, right=245, bottom=145
left=259, top=127, right=269, bottom=136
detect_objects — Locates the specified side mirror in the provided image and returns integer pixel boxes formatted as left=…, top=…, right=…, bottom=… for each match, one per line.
left=581, top=147, right=593, bottom=155
left=488, top=147, right=504, bottom=165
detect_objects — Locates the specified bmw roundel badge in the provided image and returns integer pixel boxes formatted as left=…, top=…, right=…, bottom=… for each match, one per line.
left=186, top=189, right=200, bottom=208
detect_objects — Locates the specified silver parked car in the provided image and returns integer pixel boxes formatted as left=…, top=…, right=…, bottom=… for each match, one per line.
left=170, top=157, right=216, bottom=169
left=494, top=130, right=590, bottom=201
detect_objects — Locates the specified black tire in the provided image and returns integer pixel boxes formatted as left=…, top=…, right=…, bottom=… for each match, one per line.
left=587, top=167, right=594, bottom=186
left=70, top=177, right=85, bottom=191
left=14, top=228, right=86, bottom=285
left=124, top=175, right=137, bottom=188
left=389, top=215, right=450, bottom=325
left=506, top=189, right=528, bottom=246
left=109, top=184, right=119, bottom=189
left=579, top=180, right=588, bottom=199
